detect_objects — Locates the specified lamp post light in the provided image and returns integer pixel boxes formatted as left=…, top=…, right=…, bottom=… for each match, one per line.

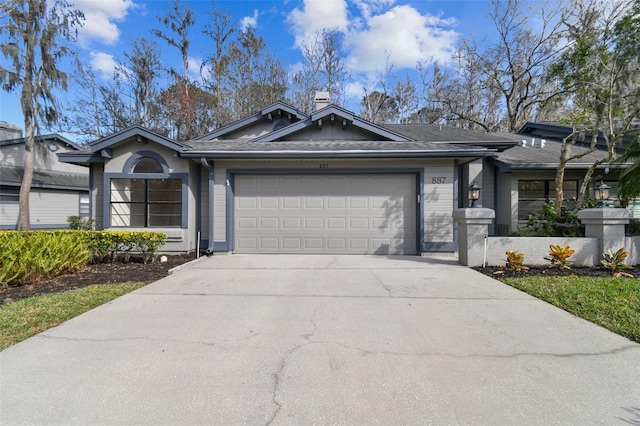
left=594, top=180, right=611, bottom=208
left=468, top=180, right=481, bottom=208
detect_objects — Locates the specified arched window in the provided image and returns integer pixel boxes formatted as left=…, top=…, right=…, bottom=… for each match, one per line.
left=132, top=157, right=163, bottom=173
left=109, top=153, right=183, bottom=228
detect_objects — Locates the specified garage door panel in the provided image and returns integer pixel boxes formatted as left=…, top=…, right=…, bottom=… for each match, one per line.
left=305, top=217, right=324, bottom=229
left=305, top=198, right=324, bottom=209
left=282, top=238, right=301, bottom=249
left=304, top=238, right=323, bottom=249
left=327, top=217, right=347, bottom=229
left=327, top=197, right=346, bottom=209
left=327, top=238, right=347, bottom=250
left=282, top=197, right=302, bottom=209
left=259, top=238, right=279, bottom=249
left=259, top=217, right=279, bottom=229
left=235, top=174, right=417, bottom=254
left=282, top=217, right=301, bottom=229
left=259, top=198, right=278, bottom=209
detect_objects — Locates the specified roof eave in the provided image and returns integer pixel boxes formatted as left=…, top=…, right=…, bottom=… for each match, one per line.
left=181, top=149, right=495, bottom=160
left=58, top=153, right=104, bottom=164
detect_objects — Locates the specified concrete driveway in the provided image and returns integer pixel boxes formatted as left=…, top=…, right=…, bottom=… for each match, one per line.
left=1, top=255, right=639, bottom=425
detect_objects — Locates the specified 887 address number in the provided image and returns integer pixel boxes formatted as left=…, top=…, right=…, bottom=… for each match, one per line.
left=431, top=177, right=447, bottom=184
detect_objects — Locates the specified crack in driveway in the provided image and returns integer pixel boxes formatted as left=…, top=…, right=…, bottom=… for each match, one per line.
left=330, top=341, right=640, bottom=360
left=38, top=334, right=218, bottom=348
left=265, top=301, right=326, bottom=426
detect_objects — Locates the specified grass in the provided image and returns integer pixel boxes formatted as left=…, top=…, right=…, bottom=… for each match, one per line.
left=0, top=283, right=145, bottom=351
left=501, top=276, right=640, bottom=343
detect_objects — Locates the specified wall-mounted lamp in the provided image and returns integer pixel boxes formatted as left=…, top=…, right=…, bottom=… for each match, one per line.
left=594, top=180, right=610, bottom=207
left=468, top=181, right=481, bottom=208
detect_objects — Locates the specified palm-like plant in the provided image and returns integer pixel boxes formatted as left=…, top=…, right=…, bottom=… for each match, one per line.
left=617, top=139, right=640, bottom=201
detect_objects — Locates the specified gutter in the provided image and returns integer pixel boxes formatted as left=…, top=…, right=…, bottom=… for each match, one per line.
left=182, top=149, right=497, bottom=160
left=201, top=158, right=215, bottom=255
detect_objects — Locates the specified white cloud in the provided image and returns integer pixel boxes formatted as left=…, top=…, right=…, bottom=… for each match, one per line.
left=240, top=9, right=259, bottom=30
left=89, top=51, right=118, bottom=79
left=73, top=0, right=136, bottom=47
left=346, top=5, right=458, bottom=73
left=287, top=1, right=459, bottom=77
left=187, top=57, right=208, bottom=84
left=288, top=0, right=349, bottom=47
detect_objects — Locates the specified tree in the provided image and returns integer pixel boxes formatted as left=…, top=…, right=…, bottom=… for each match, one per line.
left=121, top=38, right=163, bottom=130
left=425, top=0, right=565, bottom=132
left=224, top=26, right=287, bottom=119
left=152, top=0, right=196, bottom=139
left=0, top=0, right=83, bottom=230
left=617, top=137, right=640, bottom=201
left=290, top=29, right=349, bottom=113
left=201, top=5, right=235, bottom=128
left=549, top=0, right=640, bottom=212
left=157, top=83, right=218, bottom=136
left=62, top=38, right=164, bottom=141
left=360, top=91, right=399, bottom=124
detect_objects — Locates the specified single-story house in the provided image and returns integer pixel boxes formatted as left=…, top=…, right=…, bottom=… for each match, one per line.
left=0, top=122, right=90, bottom=230
left=480, top=122, right=639, bottom=235
left=59, top=96, right=519, bottom=254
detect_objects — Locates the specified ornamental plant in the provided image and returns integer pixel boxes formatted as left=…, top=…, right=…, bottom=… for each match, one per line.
left=545, top=244, right=575, bottom=269
left=505, top=250, right=528, bottom=272
left=600, top=248, right=630, bottom=271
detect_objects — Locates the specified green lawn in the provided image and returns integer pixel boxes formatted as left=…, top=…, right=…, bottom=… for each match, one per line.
left=0, top=283, right=145, bottom=351
left=501, top=276, right=640, bottom=343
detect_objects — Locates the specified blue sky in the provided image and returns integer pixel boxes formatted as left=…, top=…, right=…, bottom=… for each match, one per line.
left=1, top=0, right=499, bottom=137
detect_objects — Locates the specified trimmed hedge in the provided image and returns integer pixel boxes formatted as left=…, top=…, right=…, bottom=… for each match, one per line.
left=0, top=230, right=167, bottom=286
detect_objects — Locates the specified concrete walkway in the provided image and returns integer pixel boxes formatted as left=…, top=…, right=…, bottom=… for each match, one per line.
left=1, top=255, right=639, bottom=425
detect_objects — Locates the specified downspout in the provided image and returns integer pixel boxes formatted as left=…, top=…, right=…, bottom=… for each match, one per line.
left=200, top=158, right=215, bottom=255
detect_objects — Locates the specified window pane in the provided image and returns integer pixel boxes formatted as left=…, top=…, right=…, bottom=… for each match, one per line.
left=518, top=200, right=544, bottom=220
left=133, top=157, right=163, bottom=173
left=0, top=186, right=19, bottom=202
left=110, top=178, right=182, bottom=228
left=79, top=193, right=90, bottom=217
left=148, top=179, right=181, bottom=202
left=149, top=203, right=181, bottom=227
left=518, top=181, right=546, bottom=199
left=111, top=179, right=146, bottom=203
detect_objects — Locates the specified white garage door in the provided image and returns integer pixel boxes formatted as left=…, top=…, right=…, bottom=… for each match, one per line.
left=234, top=174, right=417, bottom=254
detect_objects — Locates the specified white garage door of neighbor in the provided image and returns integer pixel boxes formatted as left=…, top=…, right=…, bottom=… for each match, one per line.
left=234, top=174, right=417, bottom=254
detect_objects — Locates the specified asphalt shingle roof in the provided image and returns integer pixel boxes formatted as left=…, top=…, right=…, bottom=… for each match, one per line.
left=384, top=124, right=518, bottom=144
left=1, top=166, right=89, bottom=188
left=183, top=139, right=483, bottom=152
left=491, top=135, right=614, bottom=170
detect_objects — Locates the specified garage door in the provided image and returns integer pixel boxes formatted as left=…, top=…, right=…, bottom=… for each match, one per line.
left=234, top=174, right=417, bottom=254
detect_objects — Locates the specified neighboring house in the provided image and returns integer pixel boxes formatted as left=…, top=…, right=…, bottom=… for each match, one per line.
left=0, top=122, right=90, bottom=230
left=59, top=97, right=518, bottom=254
left=481, top=122, right=639, bottom=235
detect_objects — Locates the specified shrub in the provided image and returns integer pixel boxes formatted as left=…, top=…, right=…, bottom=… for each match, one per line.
left=0, top=230, right=167, bottom=286
left=81, top=231, right=167, bottom=264
left=544, top=244, right=575, bottom=269
left=67, top=216, right=96, bottom=230
left=514, top=199, right=598, bottom=237
left=505, top=250, right=528, bottom=272
left=132, top=232, right=168, bottom=264
left=0, top=231, right=90, bottom=286
left=601, top=248, right=630, bottom=271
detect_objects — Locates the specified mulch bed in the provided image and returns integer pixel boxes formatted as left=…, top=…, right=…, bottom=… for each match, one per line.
left=1, top=254, right=197, bottom=306
left=474, top=264, right=640, bottom=279
left=3, top=255, right=637, bottom=306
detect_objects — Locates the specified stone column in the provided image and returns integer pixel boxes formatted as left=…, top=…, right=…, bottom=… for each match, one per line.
left=577, top=208, right=631, bottom=256
left=453, top=208, right=495, bottom=266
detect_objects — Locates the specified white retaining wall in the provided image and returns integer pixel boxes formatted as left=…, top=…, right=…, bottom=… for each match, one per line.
left=484, top=237, right=599, bottom=267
